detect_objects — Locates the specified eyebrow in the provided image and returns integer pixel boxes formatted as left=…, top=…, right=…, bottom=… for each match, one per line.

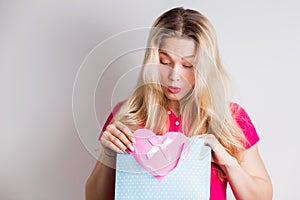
left=159, top=50, right=195, bottom=59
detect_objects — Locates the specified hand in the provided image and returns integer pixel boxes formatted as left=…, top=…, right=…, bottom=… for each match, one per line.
left=100, top=121, right=136, bottom=156
left=197, top=134, right=237, bottom=171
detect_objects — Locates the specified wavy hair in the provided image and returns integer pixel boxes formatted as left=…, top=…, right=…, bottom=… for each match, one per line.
left=112, top=7, right=248, bottom=171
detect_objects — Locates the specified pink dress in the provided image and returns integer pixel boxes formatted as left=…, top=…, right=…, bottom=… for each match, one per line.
left=99, top=102, right=260, bottom=200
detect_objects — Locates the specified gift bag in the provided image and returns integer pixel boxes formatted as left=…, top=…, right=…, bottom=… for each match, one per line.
left=115, top=129, right=211, bottom=200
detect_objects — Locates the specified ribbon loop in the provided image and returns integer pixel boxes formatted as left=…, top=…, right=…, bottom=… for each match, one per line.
left=146, top=137, right=173, bottom=160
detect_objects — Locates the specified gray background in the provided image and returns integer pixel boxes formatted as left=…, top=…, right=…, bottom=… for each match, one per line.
left=1, top=0, right=299, bottom=199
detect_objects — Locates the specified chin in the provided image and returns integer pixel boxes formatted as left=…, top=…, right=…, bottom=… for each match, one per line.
left=165, top=93, right=184, bottom=101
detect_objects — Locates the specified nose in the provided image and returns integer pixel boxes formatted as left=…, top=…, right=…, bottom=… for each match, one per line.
left=168, top=66, right=180, bottom=81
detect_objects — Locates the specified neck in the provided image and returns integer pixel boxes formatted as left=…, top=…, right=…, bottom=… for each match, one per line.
left=167, top=100, right=180, bottom=117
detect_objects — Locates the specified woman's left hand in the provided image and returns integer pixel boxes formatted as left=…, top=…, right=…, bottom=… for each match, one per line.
left=196, top=134, right=238, bottom=171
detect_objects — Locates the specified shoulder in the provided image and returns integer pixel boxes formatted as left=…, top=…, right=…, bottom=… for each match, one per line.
left=230, top=102, right=245, bottom=117
left=229, top=102, right=260, bottom=149
left=98, top=100, right=126, bottom=140
left=111, top=101, right=125, bottom=115
left=230, top=102, right=253, bottom=126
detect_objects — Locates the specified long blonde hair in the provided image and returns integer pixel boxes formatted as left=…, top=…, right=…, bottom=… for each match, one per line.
left=113, top=7, right=247, bottom=164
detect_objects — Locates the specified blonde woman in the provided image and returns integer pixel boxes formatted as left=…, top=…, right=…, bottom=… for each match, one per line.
left=86, top=7, right=272, bottom=200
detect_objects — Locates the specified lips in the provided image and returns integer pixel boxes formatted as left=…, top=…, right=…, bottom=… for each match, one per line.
left=168, top=86, right=181, bottom=94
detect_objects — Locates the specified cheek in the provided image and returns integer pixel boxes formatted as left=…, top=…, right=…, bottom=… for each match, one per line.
left=182, top=71, right=195, bottom=86
left=159, top=66, right=170, bottom=79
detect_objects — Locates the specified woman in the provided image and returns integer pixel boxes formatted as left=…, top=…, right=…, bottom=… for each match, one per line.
left=86, top=7, right=273, bottom=200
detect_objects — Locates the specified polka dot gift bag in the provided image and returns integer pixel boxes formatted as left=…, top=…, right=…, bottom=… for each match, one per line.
left=115, top=129, right=211, bottom=200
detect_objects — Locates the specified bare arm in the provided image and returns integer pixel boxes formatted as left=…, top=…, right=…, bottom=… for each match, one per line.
left=203, top=134, right=273, bottom=200
left=85, top=156, right=115, bottom=200
left=225, top=145, right=273, bottom=199
left=85, top=121, right=135, bottom=200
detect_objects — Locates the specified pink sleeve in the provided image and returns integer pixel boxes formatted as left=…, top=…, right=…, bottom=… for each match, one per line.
left=98, top=102, right=123, bottom=141
left=230, top=103, right=260, bottom=149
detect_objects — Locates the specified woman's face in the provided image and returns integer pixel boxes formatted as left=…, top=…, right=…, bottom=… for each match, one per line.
left=159, top=37, right=195, bottom=103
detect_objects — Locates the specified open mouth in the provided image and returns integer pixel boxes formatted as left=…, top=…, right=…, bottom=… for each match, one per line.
left=168, top=86, right=181, bottom=94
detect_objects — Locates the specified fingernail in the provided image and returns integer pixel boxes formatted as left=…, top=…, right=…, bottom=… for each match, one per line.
left=131, top=137, right=136, bottom=144
left=118, top=149, right=124, bottom=154
left=128, top=144, right=134, bottom=152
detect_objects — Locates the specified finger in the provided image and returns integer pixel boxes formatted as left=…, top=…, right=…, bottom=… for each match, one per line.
left=102, top=131, right=127, bottom=153
left=107, top=124, right=135, bottom=152
left=203, top=134, right=218, bottom=150
left=100, top=134, right=123, bottom=154
left=192, top=134, right=217, bottom=150
left=193, top=133, right=208, bottom=138
left=115, top=121, right=136, bottom=143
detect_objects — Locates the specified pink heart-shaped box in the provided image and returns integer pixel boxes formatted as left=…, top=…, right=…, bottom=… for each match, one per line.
left=130, top=129, right=190, bottom=182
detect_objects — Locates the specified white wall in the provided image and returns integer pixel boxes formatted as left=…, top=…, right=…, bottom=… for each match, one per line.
left=1, top=0, right=299, bottom=199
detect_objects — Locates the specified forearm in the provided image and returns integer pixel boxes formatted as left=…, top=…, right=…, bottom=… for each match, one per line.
left=85, top=152, right=116, bottom=200
left=223, top=159, right=272, bottom=200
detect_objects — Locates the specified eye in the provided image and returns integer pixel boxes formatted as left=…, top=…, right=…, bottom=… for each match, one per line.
left=182, top=60, right=194, bottom=68
left=183, top=65, right=193, bottom=68
left=183, top=63, right=193, bottom=68
left=160, top=59, right=171, bottom=65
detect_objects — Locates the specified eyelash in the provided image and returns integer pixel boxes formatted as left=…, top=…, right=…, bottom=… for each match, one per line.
left=183, top=65, right=193, bottom=68
left=160, top=60, right=193, bottom=68
left=160, top=61, right=171, bottom=65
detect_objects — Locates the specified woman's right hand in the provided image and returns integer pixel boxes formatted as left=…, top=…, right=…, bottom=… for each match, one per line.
left=100, top=121, right=136, bottom=155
